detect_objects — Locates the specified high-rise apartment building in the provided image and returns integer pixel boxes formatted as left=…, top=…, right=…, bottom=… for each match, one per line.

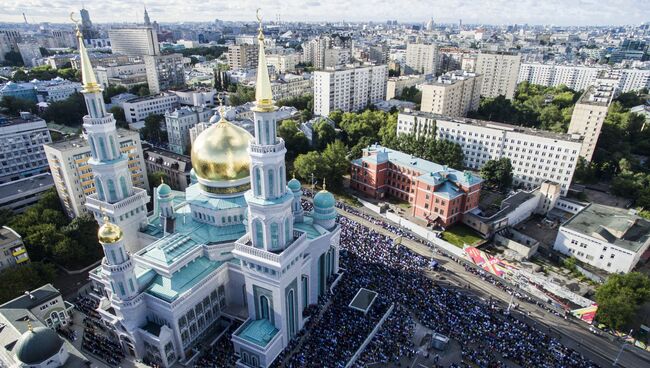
left=0, top=113, right=51, bottom=184
left=568, top=84, right=614, bottom=161
left=313, top=64, right=388, bottom=116
left=16, top=42, right=42, bottom=67
left=144, top=53, right=185, bottom=94
left=227, top=44, right=258, bottom=70
left=165, top=106, right=213, bottom=154
left=108, top=27, right=160, bottom=57
left=44, top=130, right=149, bottom=219
left=302, top=37, right=330, bottom=69
left=142, top=147, right=192, bottom=191
left=397, top=111, right=583, bottom=195
left=420, top=70, right=483, bottom=117
left=79, top=7, right=99, bottom=40
left=266, top=53, right=301, bottom=73
left=405, top=43, right=438, bottom=75
left=475, top=51, right=521, bottom=99
left=386, top=74, right=426, bottom=100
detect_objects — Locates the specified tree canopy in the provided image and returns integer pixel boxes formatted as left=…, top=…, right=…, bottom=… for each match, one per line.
left=294, top=140, right=350, bottom=190
left=140, top=114, right=167, bottom=144
left=277, top=119, right=309, bottom=161
left=595, top=272, right=650, bottom=331
left=12, top=65, right=80, bottom=82
left=480, top=158, right=514, bottom=193
left=0, top=262, right=57, bottom=304
left=41, top=92, right=87, bottom=126
left=228, top=85, right=255, bottom=105
left=0, top=96, right=37, bottom=116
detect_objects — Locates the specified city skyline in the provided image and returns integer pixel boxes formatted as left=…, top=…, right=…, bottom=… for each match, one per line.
left=0, top=0, right=648, bottom=26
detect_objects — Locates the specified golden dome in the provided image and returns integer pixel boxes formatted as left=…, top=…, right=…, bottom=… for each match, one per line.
left=98, top=214, right=122, bottom=244
left=191, top=116, right=253, bottom=182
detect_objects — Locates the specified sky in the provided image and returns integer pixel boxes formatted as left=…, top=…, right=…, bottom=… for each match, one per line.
left=0, top=0, right=647, bottom=26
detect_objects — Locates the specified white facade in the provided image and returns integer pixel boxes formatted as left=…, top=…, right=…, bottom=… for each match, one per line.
left=420, top=70, right=483, bottom=117
left=33, top=78, right=83, bottom=102
left=475, top=52, right=521, bottom=99
left=122, top=93, right=180, bottom=124
left=266, top=53, right=301, bottom=73
left=554, top=204, right=650, bottom=274
left=165, top=106, right=213, bottom=154
left=16, top=42, right=41, bottom=67
left=386, top=74, right=426, bottom=100
left=0, top=113, right=51, bottom=184
left=313, top=64, right=388, bottom=116
left=95, top=63, right=147, bottom=88
left=144, top=53, right=185, bottom=94
left=405, top=43, right=438, bottom=75
left=568, top=84, right=613, bottom=161
left=108, top=27, right=160, bottom=57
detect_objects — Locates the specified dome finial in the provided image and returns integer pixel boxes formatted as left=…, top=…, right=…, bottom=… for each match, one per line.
left=27, top=321, right=33, bottom=333
left=252, top=9, right=275, bottom=112
left=322, top=178, right=326, bottom=191
left=160, top=176, right=164, bottom=185
left=217, top=93, right=228, bottom=124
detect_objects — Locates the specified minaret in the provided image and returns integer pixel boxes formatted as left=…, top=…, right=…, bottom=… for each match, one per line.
left=144, top=7, right=151, bottom=26
left=245, top=14, right=294, bottom=252
left=74, top=20, right=150, bottom=252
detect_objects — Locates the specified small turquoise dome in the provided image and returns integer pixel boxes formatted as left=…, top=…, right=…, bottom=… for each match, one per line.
left=313, top=190, right=335, bottom=208
left=288, top=178, right=301, bottom=191
left=157, top=183, right=172, bottom=196
left=14, top=327, right=64, bottom=365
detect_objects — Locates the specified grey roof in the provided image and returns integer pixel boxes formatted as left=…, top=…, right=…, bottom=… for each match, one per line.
left=0, top=173, right=53, bottom=201
left=14, top=326, right=63, bottom=364
left=0, top=284, right=60, bottom=310
left=562, top=203, right=650, bottom=252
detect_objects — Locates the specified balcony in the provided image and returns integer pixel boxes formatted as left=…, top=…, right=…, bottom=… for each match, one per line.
left=233, top=230, right=307, bottom=265
left=249, top=139, right=285, bottom=154
left=85, top=187, right=148, bottom=213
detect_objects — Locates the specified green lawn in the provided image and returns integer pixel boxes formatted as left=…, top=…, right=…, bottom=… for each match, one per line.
left=441, top=225, right=484, bottom=248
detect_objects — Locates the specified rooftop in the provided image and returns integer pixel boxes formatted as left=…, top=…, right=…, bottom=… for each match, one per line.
left=0, top=284, right=60, bottom=310
left=577, top=84, right=614, bottom=106
left=124, top=92, right=176, bottom=104
left=562, top=203, right=650, bottom=253
left=46, top=128, right=138, bottom=151
left=146, top=256, right=225, bottom=302
left=0, top=173, right=53, bottom=200
left=235, top=318, right=279, bottom=347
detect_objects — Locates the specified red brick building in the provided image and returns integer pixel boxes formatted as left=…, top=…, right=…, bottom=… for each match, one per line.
left=350, top=145, right=482, bottom=227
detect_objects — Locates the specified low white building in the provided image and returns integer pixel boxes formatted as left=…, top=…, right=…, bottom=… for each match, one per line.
left=554, top=204, right=650, bottom=274
left=95, top=63, right=147, bottom=89
left=32, top=77, right=83, bottom=102
left=122, top=93, right=180, bottom=124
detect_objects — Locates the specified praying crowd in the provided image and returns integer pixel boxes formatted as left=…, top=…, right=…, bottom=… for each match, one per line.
left=74, top=295, right=125, bottom=366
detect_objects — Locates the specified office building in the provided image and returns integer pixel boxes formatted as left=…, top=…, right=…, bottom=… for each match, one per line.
left=144, top=53, right=185, bottom=94
left=0, top=284, right=88, bottom=367
left=554, top=204, right=650, bottom=274
left=169, top=88, right=216, bottom=107
left=165, top=106, right=213, bottom=154
left=432, top=113, right=582, bottom=195
left=386, top=74, right=426, bottom=100
left=313, top=64, right=388, bottom=116
left=475, top=52, right=521, bottom=99
left=0, top=226, right=29, bottom=270
left=44, top=130, right=149, bottom=219
left=266, top=53, right=301, bottom=73
left=405, top=43, right=438, bottom=75
left=122, top=93, right=180, bottom=124
left=143, top=147, right=192, bottom=191
left=271, top=74, right=312, bottom=101
left=79, top=7, right=99, bottom=40
left=350, top=144, right=482, bottom=227
left=420, top=70, right=483, bottom=117
left=85, top=20, right=340, bottom=368
left=16, top=42, right=42, bottom=67
left=395, top=110, right=437, bottom=138
left=0, top=173, right=54, bottom=214
left=568, top=84, right=614, bottom=161
left=95, top=63, right=147, bottom=88
left=108, top=26, right=160, bottom=57
left=33, top=78, right=83, bottom=102
left=0, top=112, right=51, bottom=184
left=227, top=44, right=258, bottom=70
left=0, top=81, right=38, bottom=102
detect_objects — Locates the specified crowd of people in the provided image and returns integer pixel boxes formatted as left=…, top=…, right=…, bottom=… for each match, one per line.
left=74, top=294, right=125, bottom=366
left=193, top=323, right=241, bottom=368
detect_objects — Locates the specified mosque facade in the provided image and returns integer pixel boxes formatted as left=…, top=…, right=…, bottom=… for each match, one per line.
left=83, top=16, right=341, bottom=368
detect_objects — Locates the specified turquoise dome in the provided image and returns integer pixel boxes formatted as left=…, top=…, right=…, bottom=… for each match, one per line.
left=288, top=178, right=301, bottom=191
left=313, top=190, right=335, bottom=208
left=157, top=183, right=172, bottom=196
left=14, top=327, right=64, bottom=364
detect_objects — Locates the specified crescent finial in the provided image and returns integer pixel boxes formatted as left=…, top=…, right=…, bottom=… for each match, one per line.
left=256, top=8, right=262, bottom=24
left=70, top=12, right=79, bottom=25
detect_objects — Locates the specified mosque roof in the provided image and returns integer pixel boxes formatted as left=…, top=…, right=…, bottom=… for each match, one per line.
left=146, top=256, right=226, bottom=302
left=235, top=318, right=279, bottom=347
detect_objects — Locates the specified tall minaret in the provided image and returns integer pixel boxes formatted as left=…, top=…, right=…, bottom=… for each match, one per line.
left=143, top=7, right=151, bottom=26
left=245, top=13, right=294, bottom=252
left=74, top=19, right=150, bottom=252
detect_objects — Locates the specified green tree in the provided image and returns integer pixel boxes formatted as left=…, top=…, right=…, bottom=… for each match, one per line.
left=41, top=93, right=87, bottom=126
left=399, top=86, right=422, bottom=104
left=277, top=120, right=309, bottom=160
left=294, top=151, right=325, bottom=184
left=595, top=272, right=650, bottom=330
left=2, top=51, right=23, bottom=66
left=313, top=119, right=336, bottom=150
left=321, top=140, right=349, bottom=190
left=229, top=85, right=255, bottom=105
left=148, top=171, right=169, bottom=192
left=0, top=208, right=13, bottom=227
left=0, top=262, right=57, bottom=304
left=109, top=106, right=128, bottom=128
left=277, top=95, right=313, bottom=111
left=103, top=85, right=128, bottom=103
left=140, top=114, right=167, bottom=143
left=0, top=96, right=37, bottom=116
left=480, top=158, right=513, bottom=193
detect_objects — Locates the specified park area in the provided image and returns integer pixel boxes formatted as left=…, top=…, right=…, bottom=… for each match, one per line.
left=441, top=224, right=484, bottom=248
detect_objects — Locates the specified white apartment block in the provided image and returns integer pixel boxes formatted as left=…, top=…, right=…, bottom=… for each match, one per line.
left=405, top=43, right=438, bottom=75
left=324, top=47, right=351, bottom=69
left=313, top=64, right=388, bottom=116
left=33, top=78, right=83, bottom=102
left=386, top=74, right=426, bottom=100
left=397, top=111, right=582, bottom=195
left=144, top=53, right=185, bottom=94
left=271, top=75, right=312, bottom=101
left=108, top=27, right=160, bottom=57
left=44, top=130, right=149, bottom=218
left=227, top=44, right=258, bottom=70
left=170, top=88, right=216, bottom=107
left=95, top=63, right=147, bottom=88
left=475, top=52, right=521, bottom=99
left=518, top=63, right=650, bottom=93
left=122, top=93, right=180, bottom=124
left=554, top=203, right=650, bottom=274
left=420, top=70, right=483, bottom=117
left=0, top=112, right=51, bottom=184
left=568, top=84, right=613, bottom=161
left=165, top=106, right=213, bottom=154
left=266, top=53, right=301, bottom=73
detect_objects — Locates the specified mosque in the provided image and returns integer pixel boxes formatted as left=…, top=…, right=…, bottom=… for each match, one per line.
left=78, top=14, right=341, bottom=368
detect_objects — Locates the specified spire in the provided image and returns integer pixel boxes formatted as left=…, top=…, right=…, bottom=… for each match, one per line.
left=71, top=12, right=101, bottom=93
left=144, top=6, right=151, bottom=26
left=253, top=9, right=275, bottom=112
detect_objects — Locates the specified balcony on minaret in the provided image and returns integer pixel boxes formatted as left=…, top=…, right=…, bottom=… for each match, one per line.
left=248, top=138, right=285, bottom=155
left=232, top=229, right=307, bottom=269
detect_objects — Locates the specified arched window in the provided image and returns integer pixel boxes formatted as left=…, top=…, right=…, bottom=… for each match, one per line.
left=256, top=121, right=262, bottom=144
left=95, top=177, right=105, bottom=201
left=268, top=169, right=275, bottom=197
left=279, top=166, right=284, bottom=191
left=254, top=167, right=262, bottom=196
left=287, top=289, right=295, bottom=337
left=107, top=179, right=117, bottom=202
left=270, top=223, right=279, bottom=249
left=90, top=99, right=97, bottom=117
left=254, top=220, right=263, bottom=248
left=284, top=217, right=290, bottom=245
left=259, top=295, right=270, bottom=320
left=302, top=276, right=309, bottom=308
left=120, top=176, right=129, bottom=198
left=109, top=136, right=118, bottom=158
left=88, top=136, right=97, bottom=158
left=98, top=137, right=108, bottom=160
left=264, top=121, right=270, bottom=144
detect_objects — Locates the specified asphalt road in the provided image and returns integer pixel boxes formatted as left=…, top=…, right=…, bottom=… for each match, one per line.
left=337, top=207, right=650, bottom=368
